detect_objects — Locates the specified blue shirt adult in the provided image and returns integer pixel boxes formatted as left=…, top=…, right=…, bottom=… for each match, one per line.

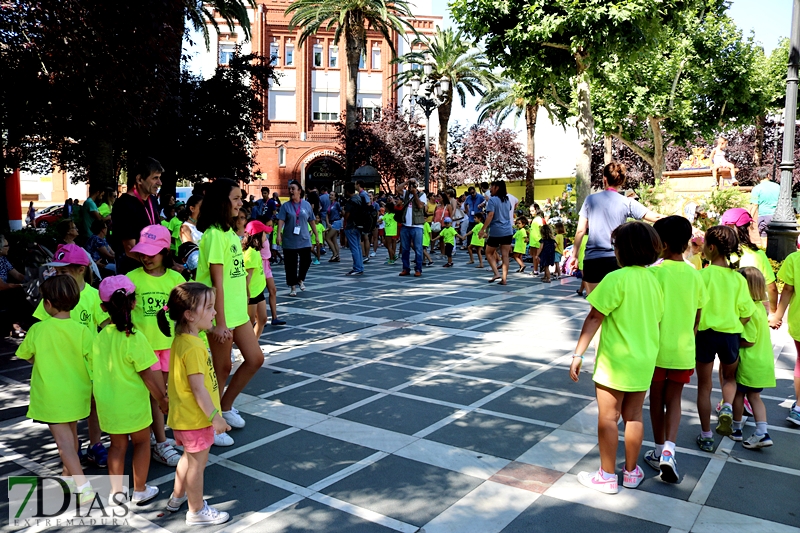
left=251, top=198, right=268, bottom=220
left=464, top=193, right=484, bottom=223
left=277, top=199, right=314, bottom=249
left=750, top=179, right=780, bottom=217
left=578, top=190, right=649, bottom=260
left=319, top=193, right=331, bottom=218
left=486, top=195, right=513, bottom=237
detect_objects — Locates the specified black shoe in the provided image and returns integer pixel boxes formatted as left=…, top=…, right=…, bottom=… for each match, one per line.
left=363, top=257, right=370, bottom=263
left=346, top=270, right=363, bottom=276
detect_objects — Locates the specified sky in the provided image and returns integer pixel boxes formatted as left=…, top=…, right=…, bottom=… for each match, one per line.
left=424, top=0, right=794, bottom=176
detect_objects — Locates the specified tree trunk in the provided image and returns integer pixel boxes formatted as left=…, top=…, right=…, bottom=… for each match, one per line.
left=345, top=33, right=364, bottom=179
left=603, top=134, right=613, bottom=165
left=649, top=116, right=665, bottom=183
left=525, top=103, right=538, bottom=204
left=574, top=59, right=594, bottom=209
left=754, top=114, right=765, bottom=166
left=88, top=137, right=116, bottom=189
left=437, top=96, right=452, bottom=190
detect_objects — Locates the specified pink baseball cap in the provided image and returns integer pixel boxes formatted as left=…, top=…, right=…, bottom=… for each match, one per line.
left=246, top=220, right=269, bottom=235
left=720, top=208, right=752, bottom=227
left=99, top=275, right=136, bottom=303
left=47, top=244, right=90, bottom=267
left=130, top=225, right=172, bottom=256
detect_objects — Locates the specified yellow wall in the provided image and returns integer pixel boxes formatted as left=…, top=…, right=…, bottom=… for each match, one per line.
left=454, top=178, right=574, bottom=204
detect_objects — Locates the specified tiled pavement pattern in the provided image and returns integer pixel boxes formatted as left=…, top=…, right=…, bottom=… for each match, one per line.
left=1, top=246, right=800, bottom=532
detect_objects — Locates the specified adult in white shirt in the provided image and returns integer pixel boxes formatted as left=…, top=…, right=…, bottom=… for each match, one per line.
left=398, top=179, right=427, bottom=275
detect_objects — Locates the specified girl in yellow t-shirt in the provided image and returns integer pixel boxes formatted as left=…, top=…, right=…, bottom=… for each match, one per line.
left=460, top=213, right=485, bottom=268
left=383, top=201, right=398, bottom=265
left=196, top=178, right=264, bottom=447
left=243, top=221, right=269, bottom=341
left=127, top=224, right=185, bottom=467
left=157, top=283, right=231, bottom=525
left=17, top=276, right=95, bottom=505
left=511, top=217, right=528, bottom=273
left=92, top=276, right=169, bottom=506
left=554, top=222, right=567, bottom=279
left=732, top=268, right=776, bottom=449
left=695, top=226, right=757, bottom=452
left=569, top=221, right=664, bottom=495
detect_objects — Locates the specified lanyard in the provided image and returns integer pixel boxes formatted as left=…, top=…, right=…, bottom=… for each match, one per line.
left=292, top=201, right=302, bottom=224
left=606, top=187, right=618, bottom=193
left=133, top=188, right=156, bottom=226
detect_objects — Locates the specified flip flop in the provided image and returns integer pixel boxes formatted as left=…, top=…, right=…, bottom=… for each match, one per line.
left=488, top=276, right=500, bottom=283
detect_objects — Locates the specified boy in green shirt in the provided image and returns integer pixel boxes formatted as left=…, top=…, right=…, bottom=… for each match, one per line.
left=460, top=213, right=485, bottom=268
left=422, top=221, right=433, bottom=267
left=432, top=218, right=457, bottom=267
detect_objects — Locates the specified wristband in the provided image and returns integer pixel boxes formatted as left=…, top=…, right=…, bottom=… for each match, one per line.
left=208, top=408, right=219, bottom=422
left=572, top=354, right=583, bottom=359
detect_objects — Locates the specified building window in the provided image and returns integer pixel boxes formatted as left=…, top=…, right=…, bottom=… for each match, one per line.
left=268, top=91, right=296, bottom=121
left=329, top=46, right=338, bottom=68
left=358, top=107, right=381, bottom=122
left=278, top=146, right=286, bottom=166
left=285, top=43, right=294, bottom=66
left=313, top=45, right=323, bottom=68
left=269, top=42, right=280, bottom=66
left=312, top=92, right=340, bottom=122
left=359, top=53, right=365, bottom=69
left=371, top=47, right=381, bottom=70
left=219, top=43, right=235, bottom=66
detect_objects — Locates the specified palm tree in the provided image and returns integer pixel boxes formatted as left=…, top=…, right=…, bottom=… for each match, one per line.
left=394, top=27, right=496, bottom=188
left=477, top=79, right=539, bottom=203
left=185, top=0, right=256, bottom=50
left=285, top=0, right=416, bottom=176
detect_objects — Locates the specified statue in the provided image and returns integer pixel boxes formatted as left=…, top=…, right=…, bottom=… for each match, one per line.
left=679, top=147, right=712, bottom=169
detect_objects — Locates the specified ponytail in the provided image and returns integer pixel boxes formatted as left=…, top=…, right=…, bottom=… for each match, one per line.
left=157, top=307, right=172, bottom=337
left=105, top=290, right=136, bottom=336
left=704, top=225, right=740, bottom=269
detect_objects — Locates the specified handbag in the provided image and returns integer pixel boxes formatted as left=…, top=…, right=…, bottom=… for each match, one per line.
left=431, top=222, right=442, bottom=232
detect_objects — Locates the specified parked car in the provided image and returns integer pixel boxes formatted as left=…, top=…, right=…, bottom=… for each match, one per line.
left=34, top=206, right=66, bottom=228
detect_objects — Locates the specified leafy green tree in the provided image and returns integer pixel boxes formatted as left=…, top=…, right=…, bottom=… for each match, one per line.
left=393, top=27, right=495, bottom=186
left=450, top=0, right=697, bottom=206
left=285, top=0, right=416, bottom=177
left=592, top=4, right=766, bottom=182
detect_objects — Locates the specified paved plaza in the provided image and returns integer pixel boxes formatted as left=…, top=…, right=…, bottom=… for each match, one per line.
left=1, top=246, right=800, bottom=533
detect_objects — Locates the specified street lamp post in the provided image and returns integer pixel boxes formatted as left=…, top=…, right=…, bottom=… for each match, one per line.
left=767, top=0, right=800, bottom=261
left=407, top=64, right=450, bottom=192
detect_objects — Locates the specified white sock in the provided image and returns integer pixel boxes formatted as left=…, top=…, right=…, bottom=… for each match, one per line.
left=794, top=404, right=800, bottom=413
left=663, top=441, right=676, bottom=455
left=755, top=421, right=768, bottom=435
left=600, top=469, right=616, bottom=480
left=655, top=444, right=664, bottom=457
left=76, top=481, right=92, bottom=493
left=732, top=419, right=743, bottom=430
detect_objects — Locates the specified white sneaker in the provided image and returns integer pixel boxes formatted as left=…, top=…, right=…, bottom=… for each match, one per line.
left=131, top=485, right=159, bottom=505
left=577, top=469, right=618, bottom=494
left=186, top=501, right=230, bottom=526
left=107, top=487, right=129, bottom=508
left=222, top=408, right=245, bottom=428
left=166, top=493, right=189, bottom=512
left=213, top=432, right=234, bottom=447
left=369, top=251, right=376, bottom=257
left=152, top=442, right=181, bottom=467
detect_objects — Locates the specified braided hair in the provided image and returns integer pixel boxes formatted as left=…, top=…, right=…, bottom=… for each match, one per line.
left=157, top=282, right=215, bottom=336
left=103, top=289, right=136, bottom=336
left=704, top=225, right=740, bottom=269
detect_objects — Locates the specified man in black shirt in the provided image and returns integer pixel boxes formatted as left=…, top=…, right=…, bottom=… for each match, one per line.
left=111, top=157, right=163, bottom=274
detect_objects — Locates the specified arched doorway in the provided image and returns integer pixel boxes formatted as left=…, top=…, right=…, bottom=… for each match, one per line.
left=305, top=157, right=345, bottom=191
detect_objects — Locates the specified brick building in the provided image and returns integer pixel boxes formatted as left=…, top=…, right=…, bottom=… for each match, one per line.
left=193, top=0, right=440, bottom=198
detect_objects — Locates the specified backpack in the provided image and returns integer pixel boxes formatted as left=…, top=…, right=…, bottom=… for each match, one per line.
left=354, top=196, right=378, bottom=234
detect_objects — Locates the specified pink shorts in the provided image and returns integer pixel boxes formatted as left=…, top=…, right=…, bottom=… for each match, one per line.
left=173, top=426, right=215, bottom=453
left=264, top=261, right=273, bottom=279
left=793, top=341, right=800, bottom=378
left=150, top=349, right=171, bottom=372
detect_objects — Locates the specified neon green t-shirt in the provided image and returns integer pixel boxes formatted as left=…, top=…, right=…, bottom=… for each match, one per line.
left=650, top=260, right=707, bottom=369
left=168, top=333, right=221, bottom=431
left=778, top=251, right=800, bottom=340
left=244, top=246, right=266, bottom=299
left=529, top=217, right=543, bottom=247
left=316, top=223, right=325, bottom=243
left=161, top=217, right=182, bottom=254
left=739, top=247, right=776, bottom=284
left=384, top=213, right=398, bottom=237
left=440, top=226, right=457, bottom=245
left=196, top=225, right=249, bottom=329
left=471, top=222, right=485, bottom=247
left=738, top=307, right=777, bottom=389
left=89, top=326, right=157, bottom=434
left=309, top=223, right=319, bottom=245
left=16, top=319, right=93, bottom=423
left=97, top=203, right=111, bottom=219
left=555, top=234, right=565, bottom=254
left=33, top=282, right=108, bottom=340
left=698, top=265, right=756, bottom=334
left=578, top=236, right=588, bottom=270
left=586, top=266, right=664, bottom=392
left=513, top=228, right=527, bottom=254
left=422, top=222, right=431, bottom=247
left=126, top=267, right=185, bottom=350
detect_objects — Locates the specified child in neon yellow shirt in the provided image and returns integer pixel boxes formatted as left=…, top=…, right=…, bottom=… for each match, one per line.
left=512, top=217, right=528, bottom=273
left=432, top=218, right=458, bottom=267
left=91, top=276, right=168, bottom=505
left=732, top=267, right=776, bottom=449
left=243, top=223, right=268, bottom=341
left=383, top=202, right=398, bottom=265
left=570, top=221, right=664, bottom=494
left=17, top=275, right=95, bottom=504
left=422, top=221, right=433, bottom=266
left=159, top=283, right=231, bottom=524
left=645, top=216, right=707, bottom=483
left=554, top=222, right=567, bottom=279
left=695, top=226, right=756, bottom=451
left=771, top=250, right=800, bottom=425
left=309, top=214, right=324, bottom=265
left=127, top=224, right=186, bottom=466
left=461, top=213, right=485, bottom=268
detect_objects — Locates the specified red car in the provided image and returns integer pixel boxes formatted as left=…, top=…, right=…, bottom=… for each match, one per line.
left=34, top=205, right=67, bottom=228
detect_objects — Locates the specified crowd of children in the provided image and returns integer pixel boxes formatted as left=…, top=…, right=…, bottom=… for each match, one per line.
left=569, top=211, right=792, bottom=495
